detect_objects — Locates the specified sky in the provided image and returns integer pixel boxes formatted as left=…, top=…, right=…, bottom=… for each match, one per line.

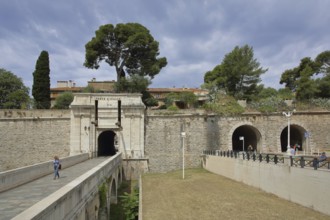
left=1, top=0, right=330, bottom=91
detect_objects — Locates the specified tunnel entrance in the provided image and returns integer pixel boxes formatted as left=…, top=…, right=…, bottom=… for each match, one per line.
left=232, top=125, right=261, bottom=152
left=98, top=130, right=116, bottom=156
left=280, top=125, right=305, bottom=152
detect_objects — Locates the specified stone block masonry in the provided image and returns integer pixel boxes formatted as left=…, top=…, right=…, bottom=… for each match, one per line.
left=0, top=110, right=71, bottom=171
left=1, top=109, right=330, bottom=173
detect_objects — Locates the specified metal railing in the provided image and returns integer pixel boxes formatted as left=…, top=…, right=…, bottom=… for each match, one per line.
left=202, top=150, right=284, bottom=165
left=202, top=150, right=330, bottom=170
left=290, top=156, right=330, bottom=170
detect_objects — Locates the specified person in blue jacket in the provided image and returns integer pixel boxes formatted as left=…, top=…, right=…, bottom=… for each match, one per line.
left=53, top=156, right=60, bottom=180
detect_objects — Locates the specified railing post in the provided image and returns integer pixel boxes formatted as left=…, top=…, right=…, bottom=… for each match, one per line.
left=300, top=157, right=305, bottom=168
left=259, top=154, right=262, bottom=162
left=266, top=154, right=270, bottom=163
left=274, top=155, right=278, bottom=164
left=247, top=152, right=250, bottom=160
left=290, top=156, right=293, bottom=166
left=313, top=157, right=318, bottom=170
left=252, top=153, right=256, bottom=161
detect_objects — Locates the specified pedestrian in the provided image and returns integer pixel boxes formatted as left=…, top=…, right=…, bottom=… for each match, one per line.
left=290, top=146, right=295, bottom=156
left=294, top=143, right=300, bottom=155
left=319, top=152, right=327, bottom=162
left=53, top=156, right=60, bottom=180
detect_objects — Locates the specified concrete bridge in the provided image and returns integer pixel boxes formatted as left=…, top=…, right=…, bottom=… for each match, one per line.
left=0, top=153, right=122, bottom=220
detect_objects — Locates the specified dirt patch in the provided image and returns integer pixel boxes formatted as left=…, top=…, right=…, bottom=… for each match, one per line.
left=142, top=168, right=330, bottom=220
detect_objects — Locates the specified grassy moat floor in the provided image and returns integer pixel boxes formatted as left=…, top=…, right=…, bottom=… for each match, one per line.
left=142, top=168, right=330, bottom=220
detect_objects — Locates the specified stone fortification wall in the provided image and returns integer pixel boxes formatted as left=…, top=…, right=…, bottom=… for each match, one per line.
left=1, top=109, right=330, bottom=173
left=145, top=110, right=330, bottom=173
left=0, top=110, right=71, bottom=171
left=145, top=111, right=220, bottom=173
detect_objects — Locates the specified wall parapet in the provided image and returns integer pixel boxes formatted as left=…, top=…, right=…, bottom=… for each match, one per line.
left=0, top=153, right=89, bottom=193
left=202, top=155, right=330, bottom=216
left=12, top=153, right=122, bottom=220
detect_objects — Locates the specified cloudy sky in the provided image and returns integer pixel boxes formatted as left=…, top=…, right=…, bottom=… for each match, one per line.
left=1, top=0, right=329, bottom=91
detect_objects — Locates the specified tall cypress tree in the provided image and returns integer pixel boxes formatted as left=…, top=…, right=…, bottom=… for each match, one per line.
left=32, top=51, right=51, bottom=109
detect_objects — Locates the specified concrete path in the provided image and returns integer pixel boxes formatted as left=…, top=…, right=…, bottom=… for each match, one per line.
left=0, top=157, right=110, bottom=220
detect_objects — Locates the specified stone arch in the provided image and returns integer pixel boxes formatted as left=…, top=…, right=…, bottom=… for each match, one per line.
left=231, top=124, right=262, bottom=152
left=109, top=178, right=117, bottom=204
left=117, top=166, right=123, bottom=185
left=98, top=130, right=116, bottom=156
left=280, top=124, right=307, bottom=152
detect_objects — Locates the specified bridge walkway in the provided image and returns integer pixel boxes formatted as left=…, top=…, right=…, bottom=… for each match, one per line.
left=0, top=157, right=110, bottom=220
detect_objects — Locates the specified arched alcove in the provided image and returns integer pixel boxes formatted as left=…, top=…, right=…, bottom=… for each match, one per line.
left=232, top=125, right=261, bottom=152
left=280, top=124, right=306, bottom=152
left=110, top=179, right=117, bottom=204
left=98, top=130, right=116, bottom=156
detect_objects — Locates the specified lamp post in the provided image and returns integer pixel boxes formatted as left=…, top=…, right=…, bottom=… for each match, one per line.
left=282, top=110, right=295, bottom=154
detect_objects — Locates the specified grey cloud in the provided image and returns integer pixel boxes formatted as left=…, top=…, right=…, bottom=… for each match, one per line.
left=1, top=0, right=330, bottom=91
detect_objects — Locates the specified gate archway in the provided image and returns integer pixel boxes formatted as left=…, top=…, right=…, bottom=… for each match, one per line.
left=98, top=130, right=116, bottom=156
left=280, top=125, right=306, bottom=152
left=232, top=125, right=261, bottom=152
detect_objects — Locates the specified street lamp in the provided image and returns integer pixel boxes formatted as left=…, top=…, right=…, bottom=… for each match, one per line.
left=282, top=110, right=295, bottom=154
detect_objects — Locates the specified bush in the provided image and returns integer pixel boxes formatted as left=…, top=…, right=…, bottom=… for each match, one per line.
left=203, top=94, right=244, bottom=116
left=120, top=187, right=139, bottom=220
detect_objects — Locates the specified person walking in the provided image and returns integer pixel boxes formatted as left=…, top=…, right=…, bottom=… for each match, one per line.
left=53, top=156, right=60, bottom=180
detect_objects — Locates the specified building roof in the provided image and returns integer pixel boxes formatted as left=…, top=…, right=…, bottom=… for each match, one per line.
left=147, top=88, right=208, bottom=93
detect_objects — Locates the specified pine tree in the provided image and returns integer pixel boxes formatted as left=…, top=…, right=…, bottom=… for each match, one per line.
left=32, top=51, right=51, bottom=109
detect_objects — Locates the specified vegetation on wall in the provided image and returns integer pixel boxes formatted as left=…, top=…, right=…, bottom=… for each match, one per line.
left=98, top=181, right=109, bottom=220
left=53, top=92, right=74, bottom=109
left=120, top=186, right=139, bottom=220
left=203, top=93, right=245, bottom=116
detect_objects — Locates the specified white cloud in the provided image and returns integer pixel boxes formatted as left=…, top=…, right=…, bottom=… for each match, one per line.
left=0, top=0, right=330, bottom=91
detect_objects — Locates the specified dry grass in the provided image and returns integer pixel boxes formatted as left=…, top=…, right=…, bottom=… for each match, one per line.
left=142, top=168, right=330, bottom=220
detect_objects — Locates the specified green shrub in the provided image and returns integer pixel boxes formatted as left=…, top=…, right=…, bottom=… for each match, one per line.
left=120, top=187, right=139, bottom=220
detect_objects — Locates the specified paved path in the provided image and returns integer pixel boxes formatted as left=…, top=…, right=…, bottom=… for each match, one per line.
left=0, top=157, right=110, bottom=220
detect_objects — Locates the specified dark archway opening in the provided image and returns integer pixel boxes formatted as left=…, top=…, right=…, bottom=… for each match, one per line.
left=280, top=125, right=305, bottom=152
left=98, top=130, right=116, bottom=156
left=232, top=125, right=259, bottom=151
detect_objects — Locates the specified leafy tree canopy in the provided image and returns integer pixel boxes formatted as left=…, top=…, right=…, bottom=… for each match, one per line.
left=0, top=68, right=30, bottom=109
left=204, top=45, right=267, bottom=100
left=32, top=50, right=51, bottom=109
left=53, top=92, right=74, bottom=109
left=84, top=23, right=167, bottom=91
left=279, top=50, right=330, bottom=99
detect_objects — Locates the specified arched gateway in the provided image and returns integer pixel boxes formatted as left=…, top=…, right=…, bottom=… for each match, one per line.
left=69, top=93, right=145, bottom=159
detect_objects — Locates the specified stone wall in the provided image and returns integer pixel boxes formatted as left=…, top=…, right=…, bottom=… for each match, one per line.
left=0, top=110, right=71, bottom=171
left=144, top=110, right=330, bottom=172
left=145, top=113, right=220, bottom=172
left=1, top=109, right=330, bottom=173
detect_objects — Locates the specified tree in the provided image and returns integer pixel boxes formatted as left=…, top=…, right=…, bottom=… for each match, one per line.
left=279, top=51, right=330, bottom=99
left=53, top=92, right=74, bottom=109
left=84, top=23, right=167, bottom=91
left=279, top=57, right=316, bottom=92
left=114, top=75, right=151, bottom=93
left=204, top=45, right=267, bottom=100
left=295, top=65, right=319, bottom=100
left=315, top=50, right=330, bottom=75
left=32, top=51, right=51, bottom=109
left=0, top=68, right=30, bottom=109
